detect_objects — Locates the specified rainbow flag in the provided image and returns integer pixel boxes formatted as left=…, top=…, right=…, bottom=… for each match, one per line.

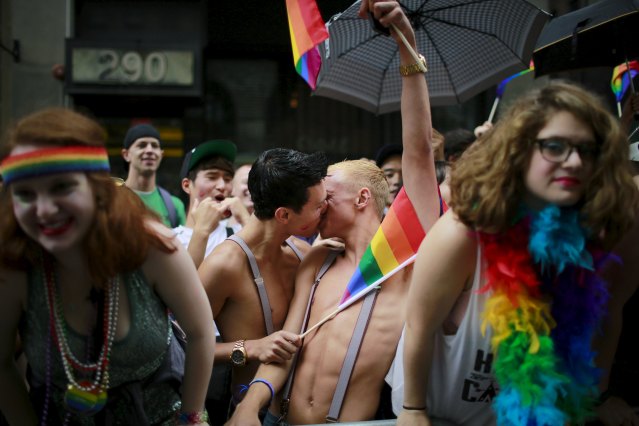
left=496, top=60, right=535, bottom=98
left=285, top=0, right=328, bottom=90
left=611, top=60, right=639, bottom=102
left=338, top=187, right=445, bottom=307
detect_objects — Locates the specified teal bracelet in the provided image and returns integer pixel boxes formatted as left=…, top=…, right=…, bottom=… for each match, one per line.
left=249, top=378, right=275, bottom=405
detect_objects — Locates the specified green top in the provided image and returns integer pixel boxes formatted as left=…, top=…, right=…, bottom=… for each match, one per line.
left=136, top=188, right=186, bottom=227
left=20, top=266, right=182, bottom=425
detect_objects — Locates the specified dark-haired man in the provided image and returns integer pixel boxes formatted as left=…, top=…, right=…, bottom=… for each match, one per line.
left=199, top=148, right=328, bottom=407
left=174, top=139, right=249, bottom=268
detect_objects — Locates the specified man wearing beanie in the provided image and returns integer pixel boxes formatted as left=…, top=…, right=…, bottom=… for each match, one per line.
left=122, top=123, right=186, bottom=227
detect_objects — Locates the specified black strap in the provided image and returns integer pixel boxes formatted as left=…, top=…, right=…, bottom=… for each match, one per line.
left=157, top=186, right=178, bottom=228
left=279, top=249, right=342, bottom=422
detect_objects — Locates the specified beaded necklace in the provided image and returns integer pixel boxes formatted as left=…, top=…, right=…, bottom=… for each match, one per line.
left=42, top=254, right=119, bottom=417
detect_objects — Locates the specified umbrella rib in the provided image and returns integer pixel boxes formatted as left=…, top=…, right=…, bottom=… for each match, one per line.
left=377, top=44, right=401, bottom=115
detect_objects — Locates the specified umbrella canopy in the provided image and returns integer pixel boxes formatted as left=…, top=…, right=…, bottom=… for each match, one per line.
left=314, top=0, right=549, bottom=115
left=533, top=0, right=639, bottom=77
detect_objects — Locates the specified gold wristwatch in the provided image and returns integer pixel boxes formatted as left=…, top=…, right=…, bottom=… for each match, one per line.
left=230, top=339, right=247, bottom=366
left=399, top=54, right=427, bottom=76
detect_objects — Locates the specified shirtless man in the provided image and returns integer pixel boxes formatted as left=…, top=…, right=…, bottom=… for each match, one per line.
left=227, top=1, right=441, bottom=423
left=198, top=148, right=328, bottom=401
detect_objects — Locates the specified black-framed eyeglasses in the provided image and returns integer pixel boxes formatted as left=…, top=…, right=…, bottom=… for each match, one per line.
left=536, top=138, right=599, bottom=163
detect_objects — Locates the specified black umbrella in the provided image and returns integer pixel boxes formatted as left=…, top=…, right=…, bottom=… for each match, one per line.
left=533, top=0, right=639, bottom=77
left=314, top=0, right=550, bottom=114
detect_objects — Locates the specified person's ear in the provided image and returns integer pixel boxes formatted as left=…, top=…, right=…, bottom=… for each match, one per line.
left=355, top=188, right=371, bottom=209
left=121, top=148, right=131, bottom=162
left=274, top=207, right=290, bottom=224
left=181, top=177, right=192, bottom=195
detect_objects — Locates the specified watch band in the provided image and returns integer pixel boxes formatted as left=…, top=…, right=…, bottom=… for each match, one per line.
left=231, top=339, right=247, bottom=366
left=399, top=53, right=427, bottom=76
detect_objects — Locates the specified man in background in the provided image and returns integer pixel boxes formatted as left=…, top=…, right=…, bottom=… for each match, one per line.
left=122, top=123, right=186, bottom=227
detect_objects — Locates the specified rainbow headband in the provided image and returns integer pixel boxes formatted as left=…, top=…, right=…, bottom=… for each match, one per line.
left=0, top=146, right=110, bottom=185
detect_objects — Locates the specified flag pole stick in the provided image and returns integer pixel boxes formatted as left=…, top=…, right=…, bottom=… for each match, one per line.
left=299, top=254, right=418, bottom=339
left=390, top=23, right=427, bottom=73
left=487, top=97, right=500, bottom=123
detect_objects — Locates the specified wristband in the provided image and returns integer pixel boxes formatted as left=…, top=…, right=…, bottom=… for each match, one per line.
left=175, top=409, right=209, bottom=425
left=403, top=405, right=427, bottom=411
left=249, top=378, right=275, bottom=405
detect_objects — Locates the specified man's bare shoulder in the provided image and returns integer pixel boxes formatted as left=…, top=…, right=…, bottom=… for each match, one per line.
left=287, top=236, right=312, bottom=257
left=199, top=239, right=249, bottom=286
left=296, top=245, right=342, bottom=282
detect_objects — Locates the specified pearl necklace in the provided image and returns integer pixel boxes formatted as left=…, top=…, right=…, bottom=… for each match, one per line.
left=42, top=255, right=119, bottom=416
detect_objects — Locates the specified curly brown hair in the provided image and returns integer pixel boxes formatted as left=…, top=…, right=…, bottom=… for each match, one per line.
left=0, top=108, right=174, bottom=286
left=450, top=81, right=638, bottom=248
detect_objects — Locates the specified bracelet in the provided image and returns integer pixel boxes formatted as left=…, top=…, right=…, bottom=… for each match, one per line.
left=175, top=408, right=209, bottom=425
left=249, top=378, right=275, bottom=405
left=403, top=405, right=427, bottom=411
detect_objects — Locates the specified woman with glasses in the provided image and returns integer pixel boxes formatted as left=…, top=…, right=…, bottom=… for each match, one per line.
left=391, top=82, right=638, bottom=425
left=0, top=108, right=215, bottom=425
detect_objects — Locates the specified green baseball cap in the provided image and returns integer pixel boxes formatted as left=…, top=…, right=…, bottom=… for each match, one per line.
left=180, top=139, right=237, bottom=179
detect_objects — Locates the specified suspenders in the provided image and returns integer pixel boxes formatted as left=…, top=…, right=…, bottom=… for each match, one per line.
left=279, top=249, right=380, bottom=424
left=227, top=235, right=304, bottom=335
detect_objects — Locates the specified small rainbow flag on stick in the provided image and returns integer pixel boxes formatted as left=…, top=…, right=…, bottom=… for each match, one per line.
left=285, top=0, right=329, bottom=90
left=611, top=60, right=639, bottom=117
left=301, top=187, right=442, bottom=338
left=488, top=61, right=535, bottom=123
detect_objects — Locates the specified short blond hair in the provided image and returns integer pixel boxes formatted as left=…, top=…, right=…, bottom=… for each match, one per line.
left=329, top=159, right=389, bottom=219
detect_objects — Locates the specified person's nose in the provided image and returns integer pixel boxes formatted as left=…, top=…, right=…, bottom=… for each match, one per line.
left=563, top=147, right=584, bottom=168
left=36, top=195, right=58, bottom=219
left=320, top=199, right=328, bottom=214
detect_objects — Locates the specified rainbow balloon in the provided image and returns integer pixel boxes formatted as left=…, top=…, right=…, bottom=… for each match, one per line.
left=286, top=0, right=329, bottom=90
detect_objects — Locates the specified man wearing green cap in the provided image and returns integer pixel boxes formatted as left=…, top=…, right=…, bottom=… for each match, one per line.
left=174, top=140, right=250, bottom=268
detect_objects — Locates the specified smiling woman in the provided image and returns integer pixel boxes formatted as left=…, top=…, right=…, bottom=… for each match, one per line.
left=394, top=81, right=639, bottom=426
left=0, top=108, right=215, bottom=426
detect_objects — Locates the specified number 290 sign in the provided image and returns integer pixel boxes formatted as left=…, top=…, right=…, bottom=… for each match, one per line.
left=72, top=48, right=194, bottom=85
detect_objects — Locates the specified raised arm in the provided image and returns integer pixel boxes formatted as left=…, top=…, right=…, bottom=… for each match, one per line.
left=397, top=212, right=476, bottom=426
left=0, top=269, right=37, bottom=425
left=361, top=0, right=440, bottom=230
left=143, top=232, right=215, bottom=420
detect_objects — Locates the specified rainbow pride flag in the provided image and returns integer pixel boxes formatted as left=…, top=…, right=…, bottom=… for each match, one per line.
left=285, top=0, right=328, bottom=90
left=338, top=187, right=443, bottom=308
left=611, top=60, right=639, bottom=102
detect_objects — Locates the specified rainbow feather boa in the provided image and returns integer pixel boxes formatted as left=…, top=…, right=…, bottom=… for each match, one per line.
left=479, top=205, right=610, bottom=425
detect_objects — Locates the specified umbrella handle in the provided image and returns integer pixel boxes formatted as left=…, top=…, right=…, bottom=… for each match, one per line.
left=391, top=23, right=427, bottom=73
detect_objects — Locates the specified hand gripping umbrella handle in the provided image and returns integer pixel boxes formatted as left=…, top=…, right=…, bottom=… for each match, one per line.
left=391, top=23, right=427, bottom=73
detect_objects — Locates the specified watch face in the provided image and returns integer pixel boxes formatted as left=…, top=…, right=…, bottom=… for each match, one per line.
left=231, top=349, right=245, bottom=365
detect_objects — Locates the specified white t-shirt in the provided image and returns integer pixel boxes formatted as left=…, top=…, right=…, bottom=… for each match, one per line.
left=173, top=223, right=228, bottom=259
left=173, top=223, right=229, bottom=337
left=386, top=244, right=497, bottom=425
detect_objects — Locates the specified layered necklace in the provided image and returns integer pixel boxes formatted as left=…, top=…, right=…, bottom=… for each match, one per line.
left=479, top=205, right=610, bottom=425
left=42, top=254, right=119, bottom=417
